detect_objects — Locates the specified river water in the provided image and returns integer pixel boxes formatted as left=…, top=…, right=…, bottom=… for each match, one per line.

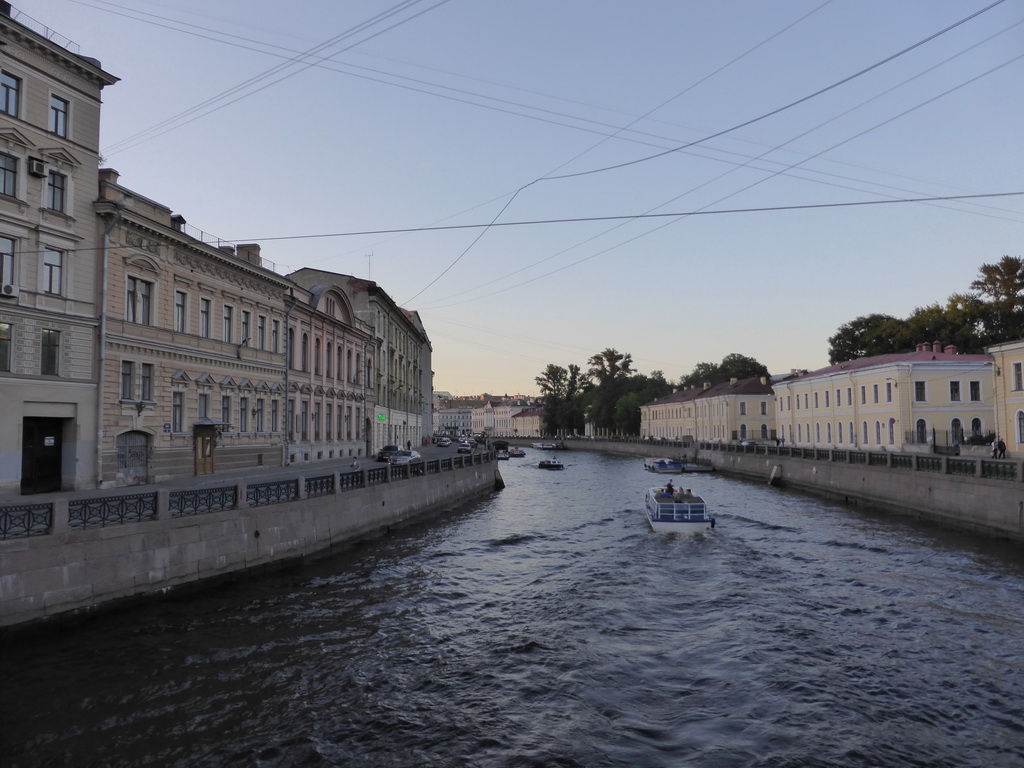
left=3, top=451, right=1024, bottom=767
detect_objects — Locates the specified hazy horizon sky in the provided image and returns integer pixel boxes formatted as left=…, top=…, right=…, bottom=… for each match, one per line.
left=31, top=0, right=1024, bottom=395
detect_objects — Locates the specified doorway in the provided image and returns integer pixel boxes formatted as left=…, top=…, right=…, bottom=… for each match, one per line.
left=21, top=417, right=64, bottom=494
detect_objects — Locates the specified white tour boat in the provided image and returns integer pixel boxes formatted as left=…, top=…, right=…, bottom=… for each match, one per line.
left=644, top=484, right=715, bottom=533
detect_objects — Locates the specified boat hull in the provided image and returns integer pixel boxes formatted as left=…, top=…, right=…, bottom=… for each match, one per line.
left=644, top=458, right=683, bottom=473
left=538, top=461, right=563, bottom=470
left=644, top=488, right=714, bottom=533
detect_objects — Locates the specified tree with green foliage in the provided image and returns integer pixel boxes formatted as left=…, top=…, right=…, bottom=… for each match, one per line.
left=679, top=353, right=769, bottom=388
left=534, top=363, right=586, bottom=435
left=585, top=348, right=634, bottom=432
left=969, top=255, right=1024, bottom=341
left=827, top=314, right=904, bottom=364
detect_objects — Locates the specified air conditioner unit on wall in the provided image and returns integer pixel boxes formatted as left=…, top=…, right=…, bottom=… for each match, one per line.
left=28, top=159, right=46, bottom=177
left=1, top=283, right=19, bottom=298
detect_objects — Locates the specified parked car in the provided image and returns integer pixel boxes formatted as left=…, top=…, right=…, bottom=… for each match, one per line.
left=457, top=443, right=473, bottom=454
left=391, top=450, right=421, bottom=464
left=376, top=445, right=400, bottom=462
left=437, top=438, right=451, bottom=447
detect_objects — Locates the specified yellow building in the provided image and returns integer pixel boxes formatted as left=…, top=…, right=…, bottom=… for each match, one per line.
left=773, top=342, right=993, bottom=451
left=694, top=377, right=776, bottom=443
left=985, top=339, right=1024, bottom=454
left=639, top=388, right=701, bottom=441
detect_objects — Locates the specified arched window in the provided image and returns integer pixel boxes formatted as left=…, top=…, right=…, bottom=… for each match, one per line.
left=971, top=417, right=982, bottom=437
left=287, top=328, right=295, bottom=369
left=848, top=421, right=854, bottom=445
left=301, top=334, right=309, bottom=372
left=815, top=423, right=820, bottom=443
left=1017, top=412, right=1024, bottom=444
left=888, top=420, right=895, bottom=445
left=951, top=418, right=962, bottom=444
left=760, top=424, right=768, bottom=439
left=862, top=421, right=868, bottom=445
left=837, top=422, right=843, bottom=444
left=740, top=424, right=747, bottom=439
left=326, top=343, right=332, bottom=377
left=916, top=419, right=928, bottom=443
left=826, top=423, right=832, bottom=443
left=314, top=338, right=321, bottom=375
left=874, top=421, right=881, bottom=444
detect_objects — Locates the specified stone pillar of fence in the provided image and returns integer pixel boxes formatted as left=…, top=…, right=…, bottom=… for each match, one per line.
left=236, top=482, right=248, bottom=509
left=156, top=488, right=169, bottom=519
left=297, top=476, right=307, bottom=500
left=51, top=499, right=69, bottom=534
left=941, top=456, right=949, bottom=474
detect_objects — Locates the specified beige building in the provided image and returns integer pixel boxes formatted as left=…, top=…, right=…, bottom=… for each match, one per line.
left=289, top=270, right=428, bottom=454
left=773, top=343, right=993, bottom=450
left=639, top=388, right=701, bottom=441
left=95, top=172, right=294, bottom=485
left=282, top=270, right=376, bottom=465
left=0, top=8, right=118, bottom=493
left=490, top=401, right=531, bottom=436
left=984, top=339, right=1024, bottom=454
left=510, top=407, right=544, bottom=437
left=694, top=377, right=777, bottom=443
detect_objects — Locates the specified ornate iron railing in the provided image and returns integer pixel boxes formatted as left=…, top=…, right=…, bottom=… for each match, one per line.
left=849, top=451, right=867, bottom=465
left=246, top=479, right=298, bottom=507
left=982, top=461, right=1017, bottom=481
left=917, top=456, right=943, bottom=473
left=69, top=493, right=157, bottom=529
left=948, top=458, right=977, bottom=477
left=169, top=486, right=237, bottom=517
left=891, top=454, right=913, bottom=470
left=338, top=470, right=364, bottom=492
left=868, top=453, right=888, bottom=467
left=367, top=467, right=388, bottom=486
left=0, top=502, right=52, bottom=539
left=305, top=474, right=335, bottom=498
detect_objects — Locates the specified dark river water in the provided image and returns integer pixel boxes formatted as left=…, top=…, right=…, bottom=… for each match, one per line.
left=3, top=451, right=1024, bottom=767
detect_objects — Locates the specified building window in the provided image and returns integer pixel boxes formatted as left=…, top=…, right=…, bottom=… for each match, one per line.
left=239, top=397, right=249, bottom=433
left=174, top=291, right=187, bottom=332
left=914, top=381, right=926, bottom=402
left=314, top=338, right=321, bottom=375
left=846, top=387, right=852, bottom=406
left=221, top=395, right=231, bottom=429
left=40, top=329, right=59, bottom=375
left=200, top=298, right=211, bottom=337
left=886, top=381, right=893, bottom=402
left=120, top=360, right=134, bottom=399
left=271, top=399, right=279, bottom=433
left=0, top=235, right=13, bottom=284
left=1018, top=412, right=1024, bottom=444
left=141, top=363, right=153, bottom=401
left=313, top=405, right=321, bottom=440
left=172, top=392, right=184, bottom=432
left=824, top=390, right=829, bottom=408
left=872, top=384, right=878, bottom=404
left=47, top=172, right=66, bottom=212
left=49, top=94, right=70, bottom=136
left=272, top=319, right=280, bottom=353
left=760, top=401, right=767, bottom=416
left=255, top=399, right=265, bottom=432
left=1015, top=363, right=1024, bottom=391
left=739, top=402, right=746, bottom=416
left=970, top=381, right=981, bottom=402
left=42, top=249, right=63, bottom=294
left=916, top=418, right=927, bottom=443
left=300, top=400, right=309, bottom=440
left=838, top=422, right=843, bottom=444
left=949, top=381, right=961, bottom=402
left=0, top=153, right=16, bottom=197
left=0, top=322, right=9, bottom=371
left=326, top=343, right=333, bottom=378
left=257, top=315, right=266, bottom=349
left=1, top=72, right=20, bottom=117
left=860, top=386, right=866, bottom=405
left=223, top=305, right=233, bottom=342
left=126, top=277, right=153, bottom=324
left=301, top=334, right=309, bottom=372
left=198, top=392, right=209, bottom=419
left=326, top=403, right=333, bottom=440
left=346, top=406, right=353, bottom=439
left=241, top=310, right=251, bottom=346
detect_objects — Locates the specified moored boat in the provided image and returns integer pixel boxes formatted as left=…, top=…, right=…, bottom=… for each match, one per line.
left=532, top=442, right=558, bottom=450
left=508, top=447, right=526, bottom=457
left=538, top=458, right=564, bottom=470
left=644, top=457, right=683, bottom=473
left=644, top=484, right=715, bottom=533
left=496, top=450, right=510, bottom=460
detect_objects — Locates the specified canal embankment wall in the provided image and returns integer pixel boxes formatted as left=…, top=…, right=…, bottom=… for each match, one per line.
left=510, top=438, right=1024, bottom=541
left=0, top=457, right=500, bottom=631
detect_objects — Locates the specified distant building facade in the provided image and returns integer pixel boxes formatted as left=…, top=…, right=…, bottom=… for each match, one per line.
left=984, top=339, right=1024, bottom=455
left=694, top=377, right=777, bottom=443
left=639, top=388, right=702, bottom=441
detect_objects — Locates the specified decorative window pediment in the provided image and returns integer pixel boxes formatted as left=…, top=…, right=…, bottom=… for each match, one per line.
left=195, top=373, right=215, bottom=385
left=237, top=378, right=253, bottom=389
left=38, top=147, right=80, bottom=167
left=124, top=254, right=160, bottom=274
left=170, top=369, right=191, bottom=382
left=0, top=127, right=34, bottom=150
left=220, top=375, right=236, bottom=387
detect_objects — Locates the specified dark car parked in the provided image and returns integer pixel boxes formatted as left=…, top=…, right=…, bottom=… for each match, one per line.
left=376, top=445, right=400, bottom=462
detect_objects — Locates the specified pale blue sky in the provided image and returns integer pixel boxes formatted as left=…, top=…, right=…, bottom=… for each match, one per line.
left=33, top=0, right=1024, bottom=395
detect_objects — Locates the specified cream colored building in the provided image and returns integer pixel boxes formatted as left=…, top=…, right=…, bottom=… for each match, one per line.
left=510, top=407, right=544, bottom=437
left=490, top=401, right=531, bottom=436
left=773, top=343, right=993, bottom=450
left=95, top=171, right=293, bottom=486
left=290, top=270, right=429, bottom=454
left=283, top=270, right=376, bottom=465
left=0, top=8, right=117, bottom=493
left=984, top=339, right=1024, bottom=454
left=693, top=377, right=777, bottom=443
left=639, top=388, right=701, bottom=441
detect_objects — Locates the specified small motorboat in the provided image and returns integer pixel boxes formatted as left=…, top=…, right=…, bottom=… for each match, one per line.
left=508, top=447, right=526, bottom=458
left=496, top=450, right=510, bottom=460
left=643, top=485, right=714, bottom=533
left=644, top=457, right=683, bottom=473
left=538, top=458, right=564, bottom=470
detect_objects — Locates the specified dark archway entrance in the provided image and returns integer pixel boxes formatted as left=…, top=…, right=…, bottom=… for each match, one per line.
left=21, top=417, right=63, bottom=494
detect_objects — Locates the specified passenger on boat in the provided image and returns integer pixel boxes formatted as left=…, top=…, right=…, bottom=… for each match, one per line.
left=662, top=480, right=675, bottom=498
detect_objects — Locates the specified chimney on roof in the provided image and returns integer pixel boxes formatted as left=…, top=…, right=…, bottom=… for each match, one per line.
left=760, top=376, right=767, bottom=385
left=730, top=377, right=738, bottom=385
left=945, top=344, right=958, bottom=355
left=237, top=243, right=261, bottom=266
left=170, top=214, right=186, bottom=232
left=99, top=168, right=120, bottom=185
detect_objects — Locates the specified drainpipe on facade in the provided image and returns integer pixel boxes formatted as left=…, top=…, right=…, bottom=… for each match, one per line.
left=95, top=201, right=124, bottom=488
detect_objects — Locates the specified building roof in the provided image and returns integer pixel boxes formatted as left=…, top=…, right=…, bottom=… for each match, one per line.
left=795, top=344, right=991, bottom=381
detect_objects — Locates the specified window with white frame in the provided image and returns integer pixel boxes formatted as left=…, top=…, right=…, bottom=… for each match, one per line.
left=1015, top=363, right=1024, bottom=391
left=914, top=381, right=926, bottom=402
left=174, top=291, right=187, bottom=332
left=50, top=95, right=69, bottom=137
left=886, top=381, right=893, bottom=402
left=126, top=277, right=153, bottom=324
left=872, top=384, right=879, bottom=404
left=42, top=249, right=62, bottom=295
left=1, top=72, right=20, bottom=117
left=0, top=154, right=16, bottom=197
left=949, top=381, right=961, bottom=402
left=0, top=235, right=14, bottom=284
left=970, top=380, right=981, bottom=401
